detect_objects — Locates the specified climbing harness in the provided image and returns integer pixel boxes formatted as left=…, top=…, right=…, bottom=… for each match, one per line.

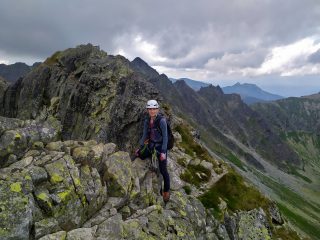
left=150, top=148, right=159, bottom=173
left=149, top=148, right=164, bottom=200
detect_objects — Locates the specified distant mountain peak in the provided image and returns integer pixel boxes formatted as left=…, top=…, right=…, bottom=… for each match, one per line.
left=131, top=57, right=159, bottom=78
left=200, top=83, right=223, bottom=92
left=174, top=79, right=192, bottom=88
left=132, top=57, right=147, bottom=65
left=232, top=82, right=260, bottom=89
left=170, top=77, right=210, bottom=91
left=301, top=92, right=320, bottom=100
left=223, top=82, right=284, bottom=104
left=0, top=62, right=32, bottom=83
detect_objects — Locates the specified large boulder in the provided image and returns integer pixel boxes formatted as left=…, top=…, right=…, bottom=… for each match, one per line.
left=0, top=116, right=61, bottom=167
left=38, top=231, right=67, bottom=240
left=0, top=173, right=33, bottom=240
left=268, top=202, right=284, bottom=225
left=103, top=151, right=133, bottom=197
left=224, top=208, right=271, bottom=240
left=66, top=226, right=98, bottom=240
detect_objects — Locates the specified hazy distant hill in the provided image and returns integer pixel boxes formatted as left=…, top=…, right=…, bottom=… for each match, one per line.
left=170, top=77, right=210, bottom=90
left=170, top=78, right=284, bottom=104
left=223, top=82, right=284, bottom=104
left=0, top=62, right=39, bottom=83
left=252, top=93, right=320, bottom=134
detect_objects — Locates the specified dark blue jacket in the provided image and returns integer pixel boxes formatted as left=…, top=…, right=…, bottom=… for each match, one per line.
left=139, top=114, right=168, bottom=153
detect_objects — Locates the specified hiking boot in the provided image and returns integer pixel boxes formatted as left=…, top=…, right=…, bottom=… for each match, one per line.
left=163, top=191, right=170, bottom=203
left=159, top=188, right=163, bottom=196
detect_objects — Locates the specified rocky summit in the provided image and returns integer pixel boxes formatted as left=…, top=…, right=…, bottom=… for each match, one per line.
left=1, top=44, right=159, bottom=153
left=0, top=44, right=299, bottom=239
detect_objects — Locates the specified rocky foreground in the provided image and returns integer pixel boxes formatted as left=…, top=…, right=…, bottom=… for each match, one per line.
left=0, top=115, right=279, bottom=240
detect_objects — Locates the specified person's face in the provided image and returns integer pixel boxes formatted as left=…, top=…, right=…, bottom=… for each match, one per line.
left=148, top=108, right=159, bottom=118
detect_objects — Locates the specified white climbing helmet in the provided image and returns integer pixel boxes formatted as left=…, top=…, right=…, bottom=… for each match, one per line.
left=146, top=100, right=159, bottom=109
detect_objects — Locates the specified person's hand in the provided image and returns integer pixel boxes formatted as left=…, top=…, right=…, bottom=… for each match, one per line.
left=159, top=153, right=166, bottom=161
left=135, top=148, right=140, bottom=157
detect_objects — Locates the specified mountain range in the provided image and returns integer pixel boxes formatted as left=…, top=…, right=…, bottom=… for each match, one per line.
left=0, top=62, right=41, bottom=83
left=170, top=78, right=284, bottom=104
left=0, top=44, right=319, bottom=239
left=223, top=82, right=284, bottom=104
left=170, top=77, right=210, bottom=91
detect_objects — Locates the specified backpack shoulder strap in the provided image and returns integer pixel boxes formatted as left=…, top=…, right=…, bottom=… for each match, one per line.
left=155, top=114, right=166, bottom=135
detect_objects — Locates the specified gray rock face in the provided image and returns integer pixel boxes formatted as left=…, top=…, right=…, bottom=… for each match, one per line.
left=38, top=231, right=66, bottom=240
left=67, top=226, right=98, bottom=240
left=103, top=151, right=133, bottom=197
left=224, top=208, right=271, bottom=240
left=0, top=178, right=33, bottom=240
left=268, top=202, right=284, bottom=225
left=0, top=116, right=24, bottom=133
left=1, top=44, right=160, bottom=153
left=0, top=76, right=8, bottom=105
left=0, top=117, right=61, bottom=167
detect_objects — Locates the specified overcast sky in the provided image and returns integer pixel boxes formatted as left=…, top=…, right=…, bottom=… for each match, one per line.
left=1, top=0, right=320, bottom=96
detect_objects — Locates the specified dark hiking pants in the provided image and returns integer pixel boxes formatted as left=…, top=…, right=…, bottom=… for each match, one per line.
left=139, top=144, right=170, bottom=192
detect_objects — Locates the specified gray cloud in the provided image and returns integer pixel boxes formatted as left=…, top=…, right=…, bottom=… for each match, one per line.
left=1, top=0, right=320, bottom=96
left=308, top=49, right=320, bottom=63
left=1, top=0, right=319, bottom=59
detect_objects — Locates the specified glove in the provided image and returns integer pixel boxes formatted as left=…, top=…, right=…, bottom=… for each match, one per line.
left=135, top=148, right=140, bottom=157
left=159, top=153, right=166, bottom=161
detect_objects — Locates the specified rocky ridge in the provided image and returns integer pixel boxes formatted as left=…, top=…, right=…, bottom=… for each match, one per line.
left=0, top=62, right=35, bottom=83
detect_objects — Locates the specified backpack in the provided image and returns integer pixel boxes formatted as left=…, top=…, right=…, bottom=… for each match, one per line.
left=154, top=114, right=175, bottom=150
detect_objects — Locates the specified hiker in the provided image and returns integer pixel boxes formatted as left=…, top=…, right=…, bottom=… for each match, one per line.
left=135, top=99, right=170, bottom=203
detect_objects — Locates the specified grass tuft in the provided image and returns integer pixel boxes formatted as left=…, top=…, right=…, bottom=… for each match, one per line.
left=198, top=169, right=270, bottom=214
left=180, top=164, right=211, bottom=187
left=183, top=185, right=192, bottom=195
left=44, top=51, right=62, bottom=65
left=175, top=124, right=218, bottom=166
